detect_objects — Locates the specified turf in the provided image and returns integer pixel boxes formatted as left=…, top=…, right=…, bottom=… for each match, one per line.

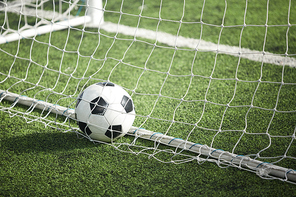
left=1, top=0, right=296, bottom=196
left=0, top=116, right=295, bottom=196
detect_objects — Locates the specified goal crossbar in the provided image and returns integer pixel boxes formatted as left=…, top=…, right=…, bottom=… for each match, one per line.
left=1, top=89, right=295, bottom=183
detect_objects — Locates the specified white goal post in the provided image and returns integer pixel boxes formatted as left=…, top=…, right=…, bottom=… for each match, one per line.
left=1, top=89, right=295, bottom=183
left=0, top=0, right=103, bottom=43
left=1, top=0, right=296, bottom=184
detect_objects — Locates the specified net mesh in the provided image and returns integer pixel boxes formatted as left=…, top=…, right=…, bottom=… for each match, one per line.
left=0, top=0, right=296, bottom=183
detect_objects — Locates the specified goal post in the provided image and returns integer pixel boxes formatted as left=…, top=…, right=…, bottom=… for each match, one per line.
left=1, top=89, right=295, bottom=182
left=1, top=0, right=296, bottom=184
left=0, top=0, right=104, bottom=44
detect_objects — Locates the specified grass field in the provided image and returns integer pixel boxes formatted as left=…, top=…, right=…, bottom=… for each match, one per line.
left=1, top=0, right=296, bottom=196
left=1, top=117, right=295, bottom=196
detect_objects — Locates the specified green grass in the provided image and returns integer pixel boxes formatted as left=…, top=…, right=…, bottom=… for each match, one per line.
left=104, top=0, right=296, bottom=54
left=1, top=0, right=296, bottom=196
left=0, top=117, right=295, bottom=196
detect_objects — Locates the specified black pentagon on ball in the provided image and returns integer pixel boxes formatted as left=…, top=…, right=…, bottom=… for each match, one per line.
left=78, top=121, right=92, bottom=135
left=96, top=82, right=115, bottom=87
left=105, top=125, right=122, bottom=139
left=121, top=95, right=134, bottom=113
left=76, top=91, right=84, bottom=108
left=90, top=96, right=108, bottom=115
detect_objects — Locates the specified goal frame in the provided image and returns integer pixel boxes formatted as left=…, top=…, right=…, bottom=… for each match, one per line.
left=0, top=0, right=103, bottom=44
left=0, top=89, right=295, bottom=183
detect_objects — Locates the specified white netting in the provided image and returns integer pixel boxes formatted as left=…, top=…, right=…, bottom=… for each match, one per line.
left=0, top=0, right=296, bottom=183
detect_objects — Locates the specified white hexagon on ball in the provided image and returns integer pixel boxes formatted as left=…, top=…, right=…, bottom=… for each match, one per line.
left=75, top=82, right=136, bottom=142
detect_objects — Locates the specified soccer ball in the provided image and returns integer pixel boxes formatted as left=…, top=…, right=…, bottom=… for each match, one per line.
left=75, top=82, right=136, bottom=142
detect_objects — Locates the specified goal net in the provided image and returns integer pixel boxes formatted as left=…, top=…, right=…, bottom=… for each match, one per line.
left=1, top=0, right=296, bottom=183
